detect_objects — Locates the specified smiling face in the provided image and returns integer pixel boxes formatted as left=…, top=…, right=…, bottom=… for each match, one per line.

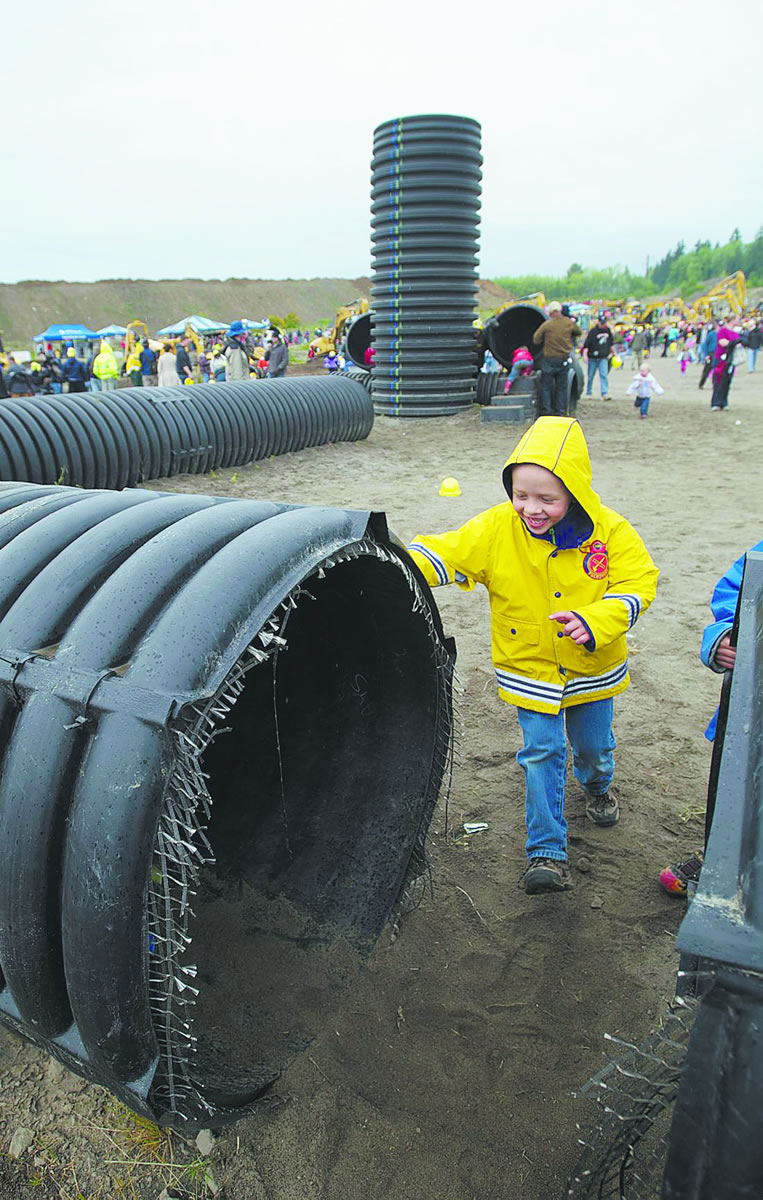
left=511, top=463, right=571, bottom=536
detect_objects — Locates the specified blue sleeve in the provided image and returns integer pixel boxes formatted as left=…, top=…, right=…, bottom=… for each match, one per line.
left=700, top=539, right=763, bottom=667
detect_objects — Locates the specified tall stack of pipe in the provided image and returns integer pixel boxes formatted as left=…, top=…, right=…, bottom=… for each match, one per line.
left=370, top=114, right=482, bottom=417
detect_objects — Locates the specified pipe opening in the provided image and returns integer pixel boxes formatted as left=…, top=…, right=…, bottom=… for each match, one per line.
left=484, top=304, right=546, bottom=369
left=148, top=541, right=453, bottom=1122
left=345, top=313, right=372, bottom=367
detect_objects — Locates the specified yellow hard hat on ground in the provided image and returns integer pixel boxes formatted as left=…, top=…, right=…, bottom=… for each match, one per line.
left=439, top=477, right=462, bottom=497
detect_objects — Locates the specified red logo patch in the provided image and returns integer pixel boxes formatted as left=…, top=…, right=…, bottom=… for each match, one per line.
left=582, top=540, right=608, bottom=579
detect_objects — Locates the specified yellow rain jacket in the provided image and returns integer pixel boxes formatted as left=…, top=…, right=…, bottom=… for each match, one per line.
left=93, top=342, right=119, bottom=380
left=407, top=417, right=658, bottom=714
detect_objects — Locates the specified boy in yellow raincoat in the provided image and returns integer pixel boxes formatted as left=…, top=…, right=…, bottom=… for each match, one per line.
left=407, top=417, right=658, bottom=895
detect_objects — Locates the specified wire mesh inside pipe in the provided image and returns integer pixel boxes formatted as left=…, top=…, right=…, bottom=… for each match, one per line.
left=564, top=1000, right=698, bottom=1200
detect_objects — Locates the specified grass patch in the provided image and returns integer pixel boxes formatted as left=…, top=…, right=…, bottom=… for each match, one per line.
left=13, top=1101, right=221, bottom=1200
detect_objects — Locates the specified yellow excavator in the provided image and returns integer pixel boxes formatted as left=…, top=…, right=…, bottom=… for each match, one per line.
left=492, top=291, right=547, bottom=318
left=124, top=319, right=151, bottom=357
left=127, top=319, right=205, bottom=355
left=309, top=298, right=369, bottom=356
left=694, top=271, right=747, bottom=321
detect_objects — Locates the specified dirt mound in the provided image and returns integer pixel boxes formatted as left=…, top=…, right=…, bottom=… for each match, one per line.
left=0, top=278, right=513, bottom=349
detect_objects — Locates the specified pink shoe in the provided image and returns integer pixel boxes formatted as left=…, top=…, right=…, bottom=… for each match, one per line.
left=659, top=852, right=704, bottom=896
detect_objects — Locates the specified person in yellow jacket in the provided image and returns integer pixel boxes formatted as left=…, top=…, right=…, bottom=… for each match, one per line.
left=125, top=345, right=143, bottom=387
left=407, top=416, right=658, bottom=896
left=92, top=341, right=120, bottom=392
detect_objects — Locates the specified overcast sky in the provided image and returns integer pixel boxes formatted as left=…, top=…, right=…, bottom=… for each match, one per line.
left=3, top=0, right=760, bottom=284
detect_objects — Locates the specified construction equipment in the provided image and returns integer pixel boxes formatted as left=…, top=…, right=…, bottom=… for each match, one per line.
left=182, top=323, right=204, bottom=354
left=124, top=320, right=150, bottom=357
left=128, top=319, right=204, bottom=356
left=627, top=298, right=670, bottom=326
left=492, top=292, right=547, bottom=321
left=310, top=298, right=370, bottom=357
left=694, top=271, right=747, bottom=321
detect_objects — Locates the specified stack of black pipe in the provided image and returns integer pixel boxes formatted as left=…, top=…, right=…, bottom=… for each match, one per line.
left=370, top=113, right=482, bottom=417
left=0, top=376, right=372, bottom=489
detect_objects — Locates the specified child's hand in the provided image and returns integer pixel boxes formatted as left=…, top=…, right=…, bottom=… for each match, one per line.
left=716, top=634, right=737, bottom=670
left=549, top=611, right=590, bottom=644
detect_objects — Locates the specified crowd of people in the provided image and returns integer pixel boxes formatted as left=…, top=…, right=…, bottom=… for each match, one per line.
left=0, top=321, right=306, bottom=398
left=488, top=302, right=763, bottom=419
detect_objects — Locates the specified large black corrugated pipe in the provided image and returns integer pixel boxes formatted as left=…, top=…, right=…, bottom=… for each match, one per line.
left=482, top=303, right=546, bottom=370
left=345, top=311, right=373, bottom=367
left=346, top=366, right=373, bottom=393
left=0, top=377, right=373, bottom=489
left=370, top=114, right=482, bottom=417
left=0, top=481, right=455, bottom=1130
left=475, top=371, right=507, bottom=405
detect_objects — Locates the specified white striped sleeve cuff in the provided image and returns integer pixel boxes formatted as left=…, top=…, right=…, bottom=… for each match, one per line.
left=407, top=541, right=451, bottom=586
left=603, top=591, right=642, bottom=629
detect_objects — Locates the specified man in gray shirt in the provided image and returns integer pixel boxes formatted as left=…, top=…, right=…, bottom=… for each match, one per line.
left=265, top=330, right=289, bottom=378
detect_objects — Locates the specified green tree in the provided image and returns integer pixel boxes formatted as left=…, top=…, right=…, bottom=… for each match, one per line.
left=494, top=227, right=762, bottom=300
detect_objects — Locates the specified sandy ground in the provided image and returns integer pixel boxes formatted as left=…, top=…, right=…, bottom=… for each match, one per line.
left=1, top=351, right=761, bottom=1199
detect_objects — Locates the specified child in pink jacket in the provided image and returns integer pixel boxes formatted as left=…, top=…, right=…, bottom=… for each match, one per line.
left=504, top=346, right=534, bottom=393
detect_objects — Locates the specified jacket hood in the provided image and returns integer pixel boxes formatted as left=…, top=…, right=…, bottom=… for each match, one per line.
left=95, top=344, right=118, bottom=367
left=502, top=416, right=601, bottom=548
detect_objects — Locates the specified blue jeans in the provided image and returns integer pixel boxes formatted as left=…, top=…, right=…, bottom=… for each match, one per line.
left=516, top=699, right=616, bottom=861
left=586, top=357, right=609, bottom=397
left=505, top=363, right=530, bottom=389
left=748, top=348, right=758, bottom=372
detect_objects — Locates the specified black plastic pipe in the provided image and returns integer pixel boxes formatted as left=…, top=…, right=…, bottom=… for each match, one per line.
left=346, top=366, right=373, bottom=393
left=0, top=481, right=455, bottom=1130
left=345, top=312, right=373, bottom=367
left=370, top=114, right=482, bottom=417
left=0, top=377, right=373, bottom=489
left=475, top=371, right=507, bottom=406
left=662, top=551, right=763, bottom=1198
left=482, top=303, right=546, bottom=370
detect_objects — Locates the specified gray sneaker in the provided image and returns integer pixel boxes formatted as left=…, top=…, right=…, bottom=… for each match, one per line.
left=586, top=791, right=620, bottom=826
left=521, top=857, right=573, bottom=895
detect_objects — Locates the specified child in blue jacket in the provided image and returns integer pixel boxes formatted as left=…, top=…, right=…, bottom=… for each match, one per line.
left=660, top=538, right=763, bottom=895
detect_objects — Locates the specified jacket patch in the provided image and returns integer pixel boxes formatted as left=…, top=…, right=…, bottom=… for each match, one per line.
left=581, top=539, right=608, bottom=579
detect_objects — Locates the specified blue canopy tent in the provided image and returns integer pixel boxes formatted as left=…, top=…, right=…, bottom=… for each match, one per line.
left=34, top=324, right=100, bottom=344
